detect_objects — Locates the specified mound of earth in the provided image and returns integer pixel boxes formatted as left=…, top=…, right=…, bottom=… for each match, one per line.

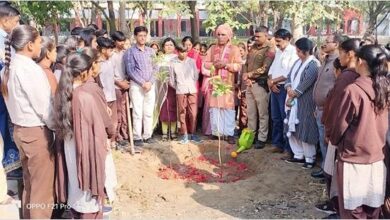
left=111, top=138, right=328, bottom=219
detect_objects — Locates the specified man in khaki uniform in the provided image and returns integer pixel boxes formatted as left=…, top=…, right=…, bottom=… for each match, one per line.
left=243, top=26, right=275, bottom=149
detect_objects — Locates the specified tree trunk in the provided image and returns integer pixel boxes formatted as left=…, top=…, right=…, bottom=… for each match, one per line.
left=262, top=2, right=269, bottom=26
left=119, top=1, right=128, bottom=34
left=363, top=1, right=389, bottom=38
left=291, top=14, right=303, bottom=41
left=90, top=5, right=97, bottom=25
left=291, top=3, right=304, bottom=41
left=275, top=11, right=284, bottom=30
left=107, top=1, right=117, bottom=34
left=188, top=1, right=199, bottom=42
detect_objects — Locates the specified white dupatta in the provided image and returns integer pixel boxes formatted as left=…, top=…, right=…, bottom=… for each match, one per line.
left=285, top=55, right=315, bottom=137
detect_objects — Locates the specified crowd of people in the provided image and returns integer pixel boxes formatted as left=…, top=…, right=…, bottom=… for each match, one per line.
left=0, top=1, right=390, bottom=219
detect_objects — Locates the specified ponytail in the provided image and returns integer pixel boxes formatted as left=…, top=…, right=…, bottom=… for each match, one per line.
left=1, top=25, right=40, bottom=98
left=54, top=52, right=92, bottom=140
left=371, top=53, right=390, bottom=112
left=54, top=65, right=74, bottom=140
left=1, top=38, right=12, bottom=97
left=357, top=45, right=390, bottom=112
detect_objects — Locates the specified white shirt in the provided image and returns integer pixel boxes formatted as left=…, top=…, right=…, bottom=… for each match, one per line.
left=1, top=54, right=53, bottom=128
left=268, top=44, right=299, bottom=82
left=99, top=58, right=116, bottom=102
left=111, top=49, right=126, bottom=89
left=170, top=57, right=199, bottom=94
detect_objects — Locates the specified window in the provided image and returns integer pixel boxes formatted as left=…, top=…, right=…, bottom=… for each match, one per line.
left=181, top=21, right=186, bottom=32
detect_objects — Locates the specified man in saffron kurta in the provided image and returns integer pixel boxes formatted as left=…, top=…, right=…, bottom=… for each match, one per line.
left=202, top=24, right=241, bottom=144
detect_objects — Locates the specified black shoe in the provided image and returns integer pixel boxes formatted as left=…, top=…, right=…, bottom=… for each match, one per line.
left=285, top=158, right=305, bottom=164
left=211, top=135, right=219, bottom=140
left=134, top=139, right=144, bottom=147
left=315, top=201, right=336, bottom=215
left=302, top=162, right=315, bottom=169
left=144, top=138, right=157, bottom=144
left=322, top=213, right=339, bottom=219
left=311, top=169, right=325, bottom=179
left=253, top=140, right=266, bottom=149
left=227, top=136, right=236, bottom=145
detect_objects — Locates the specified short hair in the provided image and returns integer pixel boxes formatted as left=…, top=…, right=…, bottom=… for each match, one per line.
left=70, top=27, right=83, bottom=36
left=273, top=29, right=292, bottom=41
left=182, top=36, right=194, bottom=45
left=87, top=23, right=99, bottom=30
left=111, top=31, right=126, bottom=42
left=161, top=37, right=177, bottom=53
left=255, top=26, right=269, bottom=34
left=0, top=1, right=20, bottom=18
left=176, top=44, right=187, bottom=53
left=79, top=28, right=96, bottom=47
left=97, top=36, right=114, bottom=50
left=295, top=37, right=315, bottom=55
left=96, top=29, right=107, bottom=38
left=134, top=26, right=148, bottom=36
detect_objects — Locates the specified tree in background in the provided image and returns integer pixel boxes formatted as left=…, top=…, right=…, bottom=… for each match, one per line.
left=348, top=1, right=390, bottom=37
left=159, top=1, right=192, bottom=38
left=274, top=0, right=341, bottom=40
left=203, top=1, right=250, bottom=35
left=16, top=1, right=72, bottom=43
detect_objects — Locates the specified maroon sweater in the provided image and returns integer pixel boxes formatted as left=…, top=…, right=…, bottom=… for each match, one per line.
left=329, top=76, right=388, bottom=164
left=323, top=68, right=359, bottom=138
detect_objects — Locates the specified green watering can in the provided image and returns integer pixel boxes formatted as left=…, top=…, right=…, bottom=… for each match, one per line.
left=231, top=128, right=255, bottom=158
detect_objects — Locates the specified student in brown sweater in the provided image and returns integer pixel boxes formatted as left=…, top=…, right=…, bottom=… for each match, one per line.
left=330, top=45, right=389, bottom=219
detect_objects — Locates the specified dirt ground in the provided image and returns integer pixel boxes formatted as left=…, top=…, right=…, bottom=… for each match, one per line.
left=111, top=137, right=329, bottom=219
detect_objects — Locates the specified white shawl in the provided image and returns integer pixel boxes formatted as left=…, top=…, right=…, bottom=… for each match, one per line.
left=285, top=55, right=315, bottom=137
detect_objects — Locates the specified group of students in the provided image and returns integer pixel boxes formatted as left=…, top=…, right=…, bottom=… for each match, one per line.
left=0, top=1, right=390, bottom=219
left=0, top=2, right=125, bottom=218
